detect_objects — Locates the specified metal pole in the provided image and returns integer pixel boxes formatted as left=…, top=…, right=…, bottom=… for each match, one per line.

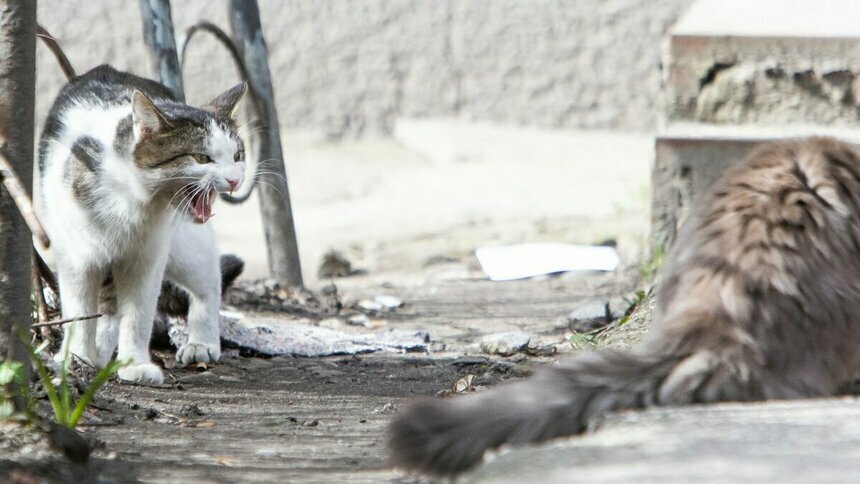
left=138, top=0, right=185, bottom=101
left=0, top=0, right=36, bottom=401
left=229, top=0, right=303, bottom=287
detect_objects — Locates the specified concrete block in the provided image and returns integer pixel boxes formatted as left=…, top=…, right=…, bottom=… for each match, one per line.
left=663, top=0, right=860, bottom=127
left=651, top=123, right=860, bottom=247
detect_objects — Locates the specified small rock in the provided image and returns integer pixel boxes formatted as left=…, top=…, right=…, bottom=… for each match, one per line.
left=374, top=295, right=403, bottom=309
left=480, top=331, right=531, bottom=356
left=567, top=301, right=612, bottom=332
left=318, top=318, right=343, bottom=329
left=254, top=448, right=279, bottom=457
left=373, top=403, right=396, bottom=414
left=357, top=300, right=384, bottom=311
left=318, top=250, right=353, bottom=278
left=423, top=254, right=460, bottom=267
left=526, top=344, right=559, bottom=357
left=320, top=284, right=338, bottom=296
left=346, top=314, right=371, bottom=327
left=552, top=317, right=570, bottom=331
left=47, top=423, right=91, bottom=463
left=450, top=356, right=490, bottom=367
left=180, top=403, right=205, bottom=417
left=144, top=409, right=158, bottom=420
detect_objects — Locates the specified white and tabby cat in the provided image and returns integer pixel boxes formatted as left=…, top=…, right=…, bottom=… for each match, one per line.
left=39, top=65, right=247, bottom=385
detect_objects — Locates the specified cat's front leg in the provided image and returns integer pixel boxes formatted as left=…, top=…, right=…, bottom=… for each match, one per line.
left=56, top=266, right=101, bottom=367
left=114, top=242, right=169, bottom=385
left=166, top=222, right=222, bottom=365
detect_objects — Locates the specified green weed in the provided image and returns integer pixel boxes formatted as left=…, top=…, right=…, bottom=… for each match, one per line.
left=640, top=243, right=665, bottom=281
left=2, top=329, right=124, bottom=429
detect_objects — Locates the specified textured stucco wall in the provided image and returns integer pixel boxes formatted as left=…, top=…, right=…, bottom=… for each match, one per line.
left=35, top=0, right=689, bottom=137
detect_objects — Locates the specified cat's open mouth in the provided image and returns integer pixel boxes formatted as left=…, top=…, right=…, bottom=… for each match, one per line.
left=184, top=186, right=216, bottom=224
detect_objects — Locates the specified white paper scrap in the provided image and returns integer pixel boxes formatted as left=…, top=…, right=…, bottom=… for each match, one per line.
left=476, top=243, right=619, bottom=281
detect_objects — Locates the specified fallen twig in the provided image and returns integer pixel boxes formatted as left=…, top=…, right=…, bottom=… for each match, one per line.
left=34, top=248, right=59, bottom=295
left=0, top=137, right=51, bottom=249
left=76, top=421, right=121, bottom=427
left=31, top=250, right=53, bottom=339
left=31, top=313, right=102, bottom=329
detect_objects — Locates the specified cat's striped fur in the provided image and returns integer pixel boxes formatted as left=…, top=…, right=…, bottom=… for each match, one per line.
left=39, top=65, right=246, bottom=384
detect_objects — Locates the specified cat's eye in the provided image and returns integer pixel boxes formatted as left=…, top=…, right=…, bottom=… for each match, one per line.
left=194, top=154, right=214, bottom=164
left=233, top=150, right=244, bottom=162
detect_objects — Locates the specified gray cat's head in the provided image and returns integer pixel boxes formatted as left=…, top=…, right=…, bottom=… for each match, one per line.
left=130, top=83, right=247, bottom=223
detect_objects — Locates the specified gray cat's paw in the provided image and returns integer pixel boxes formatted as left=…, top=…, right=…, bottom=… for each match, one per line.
left=118, top=363, right=164, bottom=385
left=176, top=342, right=221, bottom=365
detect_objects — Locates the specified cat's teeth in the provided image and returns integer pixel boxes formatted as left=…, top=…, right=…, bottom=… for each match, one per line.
left=187, top=187, right=216, bottom=224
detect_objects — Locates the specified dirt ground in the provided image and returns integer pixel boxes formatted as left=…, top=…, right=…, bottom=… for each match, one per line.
left=0, top=262, right=647, bottom=484
left=3, top=125, right=653, bottom=483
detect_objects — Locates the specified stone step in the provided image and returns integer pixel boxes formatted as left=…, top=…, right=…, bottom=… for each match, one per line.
left=651, top=123, right=860, bottom=247
left=662, top=0, right=860, bottom=127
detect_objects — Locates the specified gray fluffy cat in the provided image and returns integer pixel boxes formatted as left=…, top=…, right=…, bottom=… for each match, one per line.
left=389, top=137, right=860, bottom=475
left=39, top=65, right=247, bottom=384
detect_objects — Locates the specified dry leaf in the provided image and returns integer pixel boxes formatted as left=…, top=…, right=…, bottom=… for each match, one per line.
left=452, top=374, right=475, bottom=394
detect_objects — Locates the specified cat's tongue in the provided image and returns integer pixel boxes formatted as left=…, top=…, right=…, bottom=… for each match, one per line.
left=189, top=189, right=215, bottom=224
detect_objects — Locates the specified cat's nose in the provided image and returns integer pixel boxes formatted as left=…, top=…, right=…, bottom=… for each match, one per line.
left=226, top=177, right=239, bottom=190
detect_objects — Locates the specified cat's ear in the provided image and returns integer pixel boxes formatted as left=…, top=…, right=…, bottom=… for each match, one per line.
left=205, top=83, right=247, bottom=121
left=131, top=90, right=169, bottom=141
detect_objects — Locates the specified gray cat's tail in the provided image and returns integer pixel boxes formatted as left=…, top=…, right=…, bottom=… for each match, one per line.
left=389, top=345, right=769, bottom=476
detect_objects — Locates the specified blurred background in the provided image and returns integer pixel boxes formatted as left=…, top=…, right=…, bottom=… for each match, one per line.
left=33, top=1, right=690, bottom=283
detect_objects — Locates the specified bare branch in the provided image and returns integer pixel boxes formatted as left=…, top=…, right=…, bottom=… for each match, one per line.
left=31, top=313, right=102, bottom=329
left=179, top=21, right=263, bottom=204
left=34, top=247, right=59, bottom=295
left=0, top=137, right=50, bottom=249
left=35, top=24, right=76, bottom=79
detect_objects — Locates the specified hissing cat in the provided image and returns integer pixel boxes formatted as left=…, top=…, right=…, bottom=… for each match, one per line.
left=389, top=137, right=860, bottom=475
left=39, top=65, right=247, bottom=385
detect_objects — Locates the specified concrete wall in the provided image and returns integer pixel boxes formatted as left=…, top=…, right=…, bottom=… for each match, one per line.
left=35, top=0, right=689, bottom=137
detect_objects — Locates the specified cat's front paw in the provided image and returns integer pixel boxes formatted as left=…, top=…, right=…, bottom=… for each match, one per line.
left=176, top=342, right=221, bottom=365
left=118, top=363, right=164, bottom=385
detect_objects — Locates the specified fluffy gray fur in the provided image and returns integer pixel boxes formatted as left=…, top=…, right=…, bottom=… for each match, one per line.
left=388, top=137, right=860, bottom=475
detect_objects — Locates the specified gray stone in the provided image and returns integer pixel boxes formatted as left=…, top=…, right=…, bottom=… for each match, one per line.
left=167, top=314, right=429, bottom=356
left=567, top=301, right=611, bottom=331
left=317, top=318, right=344, bottom=330
left=357, top=300, right=384, bottom=312
left=374, top=295, right=403, bottom=309
left=346, top=314, right=371, bottom=327
left=480, top=331, right=531, bottom=356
